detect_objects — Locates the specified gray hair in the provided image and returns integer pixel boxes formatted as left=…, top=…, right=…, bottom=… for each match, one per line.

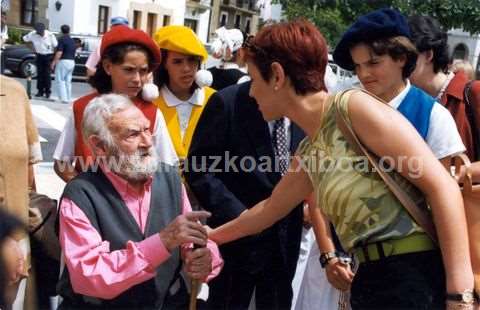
left=82, top=94, right=135, bottom=151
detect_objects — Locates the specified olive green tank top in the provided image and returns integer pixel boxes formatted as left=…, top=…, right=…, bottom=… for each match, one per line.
left=297, top=90, right=426, bottom=251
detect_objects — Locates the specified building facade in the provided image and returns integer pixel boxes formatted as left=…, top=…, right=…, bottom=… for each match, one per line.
left=46, top=0, right=186, bottom=37
left=4, top=0, right=49, bottom=31
left=448, top=29, right=480, bottom=78
left=185, top=0, right=211, bottom=43
left=209, top=0, right=259, bottom=41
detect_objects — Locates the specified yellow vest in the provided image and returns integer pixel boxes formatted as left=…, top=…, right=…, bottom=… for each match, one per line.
left=154, top=87, right=215, bottom=158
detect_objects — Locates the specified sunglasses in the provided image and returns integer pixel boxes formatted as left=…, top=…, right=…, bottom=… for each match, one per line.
left=242, top=35, right=269, bottom=59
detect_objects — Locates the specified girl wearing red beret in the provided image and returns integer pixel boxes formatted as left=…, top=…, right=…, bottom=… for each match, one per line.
left=53, top=26, right=177, bottom=182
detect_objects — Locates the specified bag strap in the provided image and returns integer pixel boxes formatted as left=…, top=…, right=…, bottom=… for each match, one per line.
left=334, top=90, right=438, bottom=243
left=451, top=153, right=473, bottom=194
left=464, top=80, right=480, bottom=160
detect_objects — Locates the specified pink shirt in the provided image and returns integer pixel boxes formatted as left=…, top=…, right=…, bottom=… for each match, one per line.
left=85, top=41, right=101, bottom=71
left=59, top=167, right=223, bottom=300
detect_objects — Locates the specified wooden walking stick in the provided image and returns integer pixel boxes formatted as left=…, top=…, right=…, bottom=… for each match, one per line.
left=189, top=243, right=203, bottom=310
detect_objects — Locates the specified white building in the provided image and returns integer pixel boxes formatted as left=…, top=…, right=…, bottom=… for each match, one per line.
left=185, top=0, right=212, bottom=43
left=258, top=0, right=282, bottom=22
left=46, top=0, right=213, bottom=42
left=448, top=29, right=480, bottom=78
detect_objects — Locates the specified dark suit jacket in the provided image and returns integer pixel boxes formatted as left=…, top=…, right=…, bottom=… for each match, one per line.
left=185, top=82, right=305, bottom=277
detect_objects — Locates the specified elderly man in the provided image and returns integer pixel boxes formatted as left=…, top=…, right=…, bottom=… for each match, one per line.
left=57, top=94, right=223, bottom=309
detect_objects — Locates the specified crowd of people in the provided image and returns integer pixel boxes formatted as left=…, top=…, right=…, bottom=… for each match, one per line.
left=1, top=6, right=480, bottom=310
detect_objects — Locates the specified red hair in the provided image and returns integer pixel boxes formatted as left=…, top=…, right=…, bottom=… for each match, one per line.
left=245, top=19, right=328, bottom=95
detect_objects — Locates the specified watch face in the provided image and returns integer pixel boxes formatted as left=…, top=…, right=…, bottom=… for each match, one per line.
left=463, top=292, right=474, bottom=303
left=319, top=252, right=336, bottom=267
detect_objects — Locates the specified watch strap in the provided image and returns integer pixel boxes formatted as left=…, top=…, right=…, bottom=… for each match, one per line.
left=319, top=251, right=337, bottom=268
left=446, top=290, right=474, bottom=304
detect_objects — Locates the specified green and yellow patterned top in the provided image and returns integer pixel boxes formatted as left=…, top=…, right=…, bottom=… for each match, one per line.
left=296, top=89, right=426, bottom=252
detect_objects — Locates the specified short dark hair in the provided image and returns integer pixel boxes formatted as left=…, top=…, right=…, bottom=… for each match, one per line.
left=60, top=24, right=70, bottom=34
left=89, top=43, right=154, bottom=94
left=354, top=36, right=418, bottom=79
left=243, top=19, right=328, bottom=95
left=408, top=15, right=450, bottom=73
left=153, top=49, right=202, bottom=92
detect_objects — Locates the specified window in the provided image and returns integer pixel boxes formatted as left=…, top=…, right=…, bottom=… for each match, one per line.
left=248, top=0, right=255, bottom=11
left=21, top=0, right=36, bottom=26
left=163, top=15, right=171, bottom=26
left=234, top=14, right=241, bottom=28
left=133, top=10, right=142, bottom=29
left=147, top=13, right=157, bottom=37
left=184, top=19, right=198, bottom=33
left=97, top=5, right=109, bottom=34
left=219, top=11, right=228, bottom=27
left=453, top=43, right=468, bottom=61
left=244, top=17, right=251, bottom=34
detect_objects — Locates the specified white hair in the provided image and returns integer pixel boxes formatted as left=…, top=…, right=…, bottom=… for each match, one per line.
left=82, top=94, right=135, bottom=150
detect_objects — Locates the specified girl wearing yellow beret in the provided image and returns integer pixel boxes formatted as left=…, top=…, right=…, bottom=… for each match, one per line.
left=153, top=26, right=216, bottom=160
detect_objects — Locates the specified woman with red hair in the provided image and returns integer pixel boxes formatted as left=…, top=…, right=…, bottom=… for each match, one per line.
left=208, top=19, right=473, bottom=309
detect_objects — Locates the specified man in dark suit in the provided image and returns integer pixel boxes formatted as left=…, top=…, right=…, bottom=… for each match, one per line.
left=185, top=81, right=305, bottom=309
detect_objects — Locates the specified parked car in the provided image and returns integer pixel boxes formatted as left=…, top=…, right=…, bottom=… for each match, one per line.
left=1, top=36, right=96, bottom=79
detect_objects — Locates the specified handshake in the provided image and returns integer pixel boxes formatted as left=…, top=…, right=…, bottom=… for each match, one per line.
left=159, top=211, right=213, bottom=281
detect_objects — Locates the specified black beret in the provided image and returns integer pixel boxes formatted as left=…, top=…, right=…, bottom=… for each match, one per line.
left=333, top=8, right=411, bottom=71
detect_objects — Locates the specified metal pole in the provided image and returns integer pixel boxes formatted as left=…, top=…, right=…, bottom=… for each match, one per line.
left=26, top=71, right=32, bottom=99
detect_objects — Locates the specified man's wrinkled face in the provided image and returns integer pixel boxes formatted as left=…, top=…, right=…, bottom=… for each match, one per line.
left=106, top=106, right=158, bottom=181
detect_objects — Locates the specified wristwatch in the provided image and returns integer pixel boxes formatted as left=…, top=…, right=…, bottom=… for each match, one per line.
left=319, top=252, right=337, bottom=268
left=446, top=289, right=475, bottom=304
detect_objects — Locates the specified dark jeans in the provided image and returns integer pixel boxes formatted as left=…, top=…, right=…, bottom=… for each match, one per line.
left=350, top=250, right=446, bottom=309
left=36, top=53, right=53, bottom=95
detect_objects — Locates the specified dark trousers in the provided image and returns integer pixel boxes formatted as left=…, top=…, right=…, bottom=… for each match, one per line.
left=350, top=250, right=446, bottom=309
left=36, top=53, right=53, bottom=95
left=203, top=253, right=293, bottom=310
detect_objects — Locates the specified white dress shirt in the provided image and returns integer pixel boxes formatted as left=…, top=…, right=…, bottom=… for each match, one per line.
left=23, top=30, right=57, bottom=54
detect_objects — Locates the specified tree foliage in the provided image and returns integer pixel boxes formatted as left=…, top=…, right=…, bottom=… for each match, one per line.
left=272, top=0, right=480, bottom=46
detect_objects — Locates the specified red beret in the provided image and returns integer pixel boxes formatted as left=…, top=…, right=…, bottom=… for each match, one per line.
left=100, top=25, right=161, bottom=66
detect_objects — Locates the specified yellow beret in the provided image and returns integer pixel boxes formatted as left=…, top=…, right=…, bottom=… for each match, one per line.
left=154, top=26, right=208, bottom=62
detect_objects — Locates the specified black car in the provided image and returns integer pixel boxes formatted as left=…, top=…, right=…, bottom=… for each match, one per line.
left=1, top=37, right=92, bottom=79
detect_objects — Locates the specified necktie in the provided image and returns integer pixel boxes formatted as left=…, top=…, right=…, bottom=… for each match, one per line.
left=273, top=118, right=290, bottom=175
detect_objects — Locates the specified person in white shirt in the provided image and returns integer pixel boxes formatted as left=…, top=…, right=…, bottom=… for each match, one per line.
left=53, top=25, right=177, bottom=183
left=23, top=22, right=57, bottom=98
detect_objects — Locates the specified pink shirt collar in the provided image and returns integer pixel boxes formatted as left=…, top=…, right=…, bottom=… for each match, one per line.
left=100, top=164, right=153, bottom=232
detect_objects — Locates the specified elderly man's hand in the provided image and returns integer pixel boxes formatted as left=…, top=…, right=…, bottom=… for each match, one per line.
left=183, top=247, right=212, bottom=281
left=159, top=211, right=211, bottom=251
